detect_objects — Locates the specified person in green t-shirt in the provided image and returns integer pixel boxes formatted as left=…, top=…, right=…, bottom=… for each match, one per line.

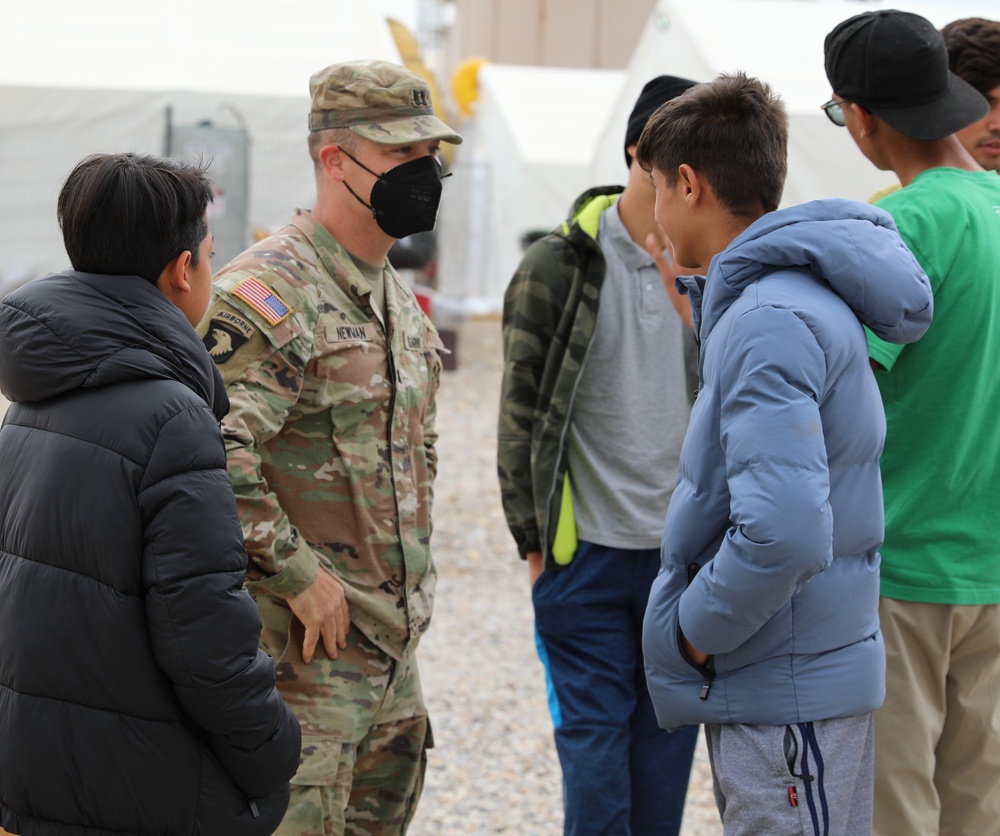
left=824, top=10, right=1000, bottom=836
left=943, top=17, right=1000, bottom=173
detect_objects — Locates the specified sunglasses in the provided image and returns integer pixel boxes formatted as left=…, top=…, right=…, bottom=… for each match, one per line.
left=821, top=99, right=847, bottom=127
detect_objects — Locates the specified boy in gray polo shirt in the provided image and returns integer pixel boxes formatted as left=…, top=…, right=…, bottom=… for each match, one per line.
left=498, top=76, right=700, bottom=835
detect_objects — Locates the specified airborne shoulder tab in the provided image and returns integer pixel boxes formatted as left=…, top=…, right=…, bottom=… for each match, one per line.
left=200, top=303, right=273, bottom=386
left=203, top=310, right=255, bottom=364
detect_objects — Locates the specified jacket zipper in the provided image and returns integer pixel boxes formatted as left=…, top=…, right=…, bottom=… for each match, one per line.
left=698, top=658, right=717, bottom=700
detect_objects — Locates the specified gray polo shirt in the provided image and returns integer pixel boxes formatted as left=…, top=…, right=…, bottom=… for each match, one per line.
left=566, top=200, right=691, bottom=549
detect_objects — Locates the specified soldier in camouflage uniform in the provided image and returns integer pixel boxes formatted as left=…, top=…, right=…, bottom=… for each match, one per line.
left=198, top=60, right=461, bottom=836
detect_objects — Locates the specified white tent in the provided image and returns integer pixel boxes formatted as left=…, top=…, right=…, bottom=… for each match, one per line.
left=441, top=0, right=1000, bottom=307
left=592, top=0, right=1000, bottom=205
left=437, top=64, right=625, bottom=301
left=0, top=0, right=402, bottom=290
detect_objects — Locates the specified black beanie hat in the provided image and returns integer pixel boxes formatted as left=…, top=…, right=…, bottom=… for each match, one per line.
left=624, top=75, right=699, bottom=167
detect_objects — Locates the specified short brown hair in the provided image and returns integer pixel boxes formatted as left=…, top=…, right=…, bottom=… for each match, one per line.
left=942, top=18, right=1000, bottom=96
left=307, top=127, right=358, bottom=170
left=635, top=72, right=788, bottom=216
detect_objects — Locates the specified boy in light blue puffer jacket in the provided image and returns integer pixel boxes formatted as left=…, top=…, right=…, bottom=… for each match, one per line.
left=636, top=73, right=933, bottom=836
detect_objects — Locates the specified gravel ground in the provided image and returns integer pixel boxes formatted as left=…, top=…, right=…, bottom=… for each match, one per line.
left=409, top=316, right=721, bottom=835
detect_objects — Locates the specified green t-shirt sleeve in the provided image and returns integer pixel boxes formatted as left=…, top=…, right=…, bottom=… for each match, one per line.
left=866, top=326, right=904, bottom=371
left=870, top=186, right=942, bottom=373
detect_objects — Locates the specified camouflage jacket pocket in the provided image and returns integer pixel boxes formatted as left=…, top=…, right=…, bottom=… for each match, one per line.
left=291, top=735, right=351, bottom=786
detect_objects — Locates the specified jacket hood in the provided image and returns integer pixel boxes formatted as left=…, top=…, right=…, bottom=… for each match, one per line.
left=562, top=185, right=624, bottom=241
left=0, top=271, right=227, bottom=418
left=687, top=199, right=933, bottom=344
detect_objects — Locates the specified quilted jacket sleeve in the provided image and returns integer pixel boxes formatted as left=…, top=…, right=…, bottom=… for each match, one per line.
left=679, top=306, right=835, bottom=654
left=497, top=238, right=571, bottom=558
left=138, top=400, right=301, bottom=799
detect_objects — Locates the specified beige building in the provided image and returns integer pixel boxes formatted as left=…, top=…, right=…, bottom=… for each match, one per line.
left=447, top=0, right=656, bottom=69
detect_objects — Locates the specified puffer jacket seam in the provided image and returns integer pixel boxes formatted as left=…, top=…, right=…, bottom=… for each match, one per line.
left=0, top=802, right=157, bottom=836
left=138, top=404, right=222, bottom=492
left=0, top=681, right=180, bottom=724
left=145, top=534, right=197, bottom=689
left=142, top=412, right=202, bottom=692
left=0, top=302, right=89, bottom=360
left=86, top=343, right=175, bottom=387
left=0, top=549, right=142, bottom=591
left=0, top=420, right=145, bottom=467
left=139, top=462, right=219, bottom=497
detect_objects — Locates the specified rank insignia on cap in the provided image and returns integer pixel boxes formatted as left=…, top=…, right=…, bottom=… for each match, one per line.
left=231, top=278, right=292, bottom=326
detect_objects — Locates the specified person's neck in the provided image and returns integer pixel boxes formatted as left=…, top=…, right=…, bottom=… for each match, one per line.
left=312, top=191, right=392, bottom=265
left=700, top=222, right=752, bottom=271
left=888, top=134, right=983, bottom=187
left=693, top=204, right=759, bottom=273
left=616, top=183, right=659, bottom=248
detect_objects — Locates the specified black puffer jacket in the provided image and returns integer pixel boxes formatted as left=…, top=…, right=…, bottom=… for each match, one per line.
left=0, top=271, right=301, bottom=836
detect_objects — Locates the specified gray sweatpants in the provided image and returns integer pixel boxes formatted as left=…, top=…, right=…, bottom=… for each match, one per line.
left=705, top=713, right=874, bottom=836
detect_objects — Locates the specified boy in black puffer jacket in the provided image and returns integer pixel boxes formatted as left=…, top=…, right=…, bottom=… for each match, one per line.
left=0, top=153, right=301, bottom=836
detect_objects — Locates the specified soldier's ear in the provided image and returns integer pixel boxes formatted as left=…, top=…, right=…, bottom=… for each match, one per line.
left=319, top=145, right=347, bottom=181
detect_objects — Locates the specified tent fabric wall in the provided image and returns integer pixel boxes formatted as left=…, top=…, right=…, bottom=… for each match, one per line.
left=440, top=0, right=1000, bottom=306
left=0, top=86, right=173, bottom=288
left=437, top=63, right=625, bottom=301
left=0, top=1, right=402, bottom=290
left=592, top=0, right=1000, bottom=207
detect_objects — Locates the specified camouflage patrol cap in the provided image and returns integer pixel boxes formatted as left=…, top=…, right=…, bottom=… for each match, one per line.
left=309, top=59, right=463, bottom=145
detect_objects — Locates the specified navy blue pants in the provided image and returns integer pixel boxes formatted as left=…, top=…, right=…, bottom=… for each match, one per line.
left=533, top=541, right=699, bottom=835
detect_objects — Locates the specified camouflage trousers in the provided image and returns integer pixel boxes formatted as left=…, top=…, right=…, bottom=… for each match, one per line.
left=260, top=597, right=431, bottom=836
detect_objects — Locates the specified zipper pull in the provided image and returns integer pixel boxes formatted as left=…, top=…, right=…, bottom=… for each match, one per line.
left=249, top=797, right=260, bottom=818
left=698, top=656, right=716, bottom=700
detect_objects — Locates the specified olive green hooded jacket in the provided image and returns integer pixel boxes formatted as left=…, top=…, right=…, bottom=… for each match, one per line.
left=497, top=186, right=622, bottom=569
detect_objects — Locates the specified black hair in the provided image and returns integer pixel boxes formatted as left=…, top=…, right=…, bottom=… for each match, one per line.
left=942, top=18, right=1000, bottom=96
left=58, top=153, right=213, bottom=284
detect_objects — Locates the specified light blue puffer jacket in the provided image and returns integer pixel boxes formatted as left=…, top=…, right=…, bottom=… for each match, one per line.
left=643, top=199, right=932, bottom=727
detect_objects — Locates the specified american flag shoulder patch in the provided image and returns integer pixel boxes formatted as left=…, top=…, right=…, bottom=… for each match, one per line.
left=231, top=278, right=293, bottom=326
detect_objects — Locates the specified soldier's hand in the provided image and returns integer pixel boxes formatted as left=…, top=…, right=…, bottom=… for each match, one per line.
left=287, top=569, right=350, bottom=663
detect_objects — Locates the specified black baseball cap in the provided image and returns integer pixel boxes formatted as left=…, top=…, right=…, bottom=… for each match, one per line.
left=824, top=9, right=988, bottom=141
